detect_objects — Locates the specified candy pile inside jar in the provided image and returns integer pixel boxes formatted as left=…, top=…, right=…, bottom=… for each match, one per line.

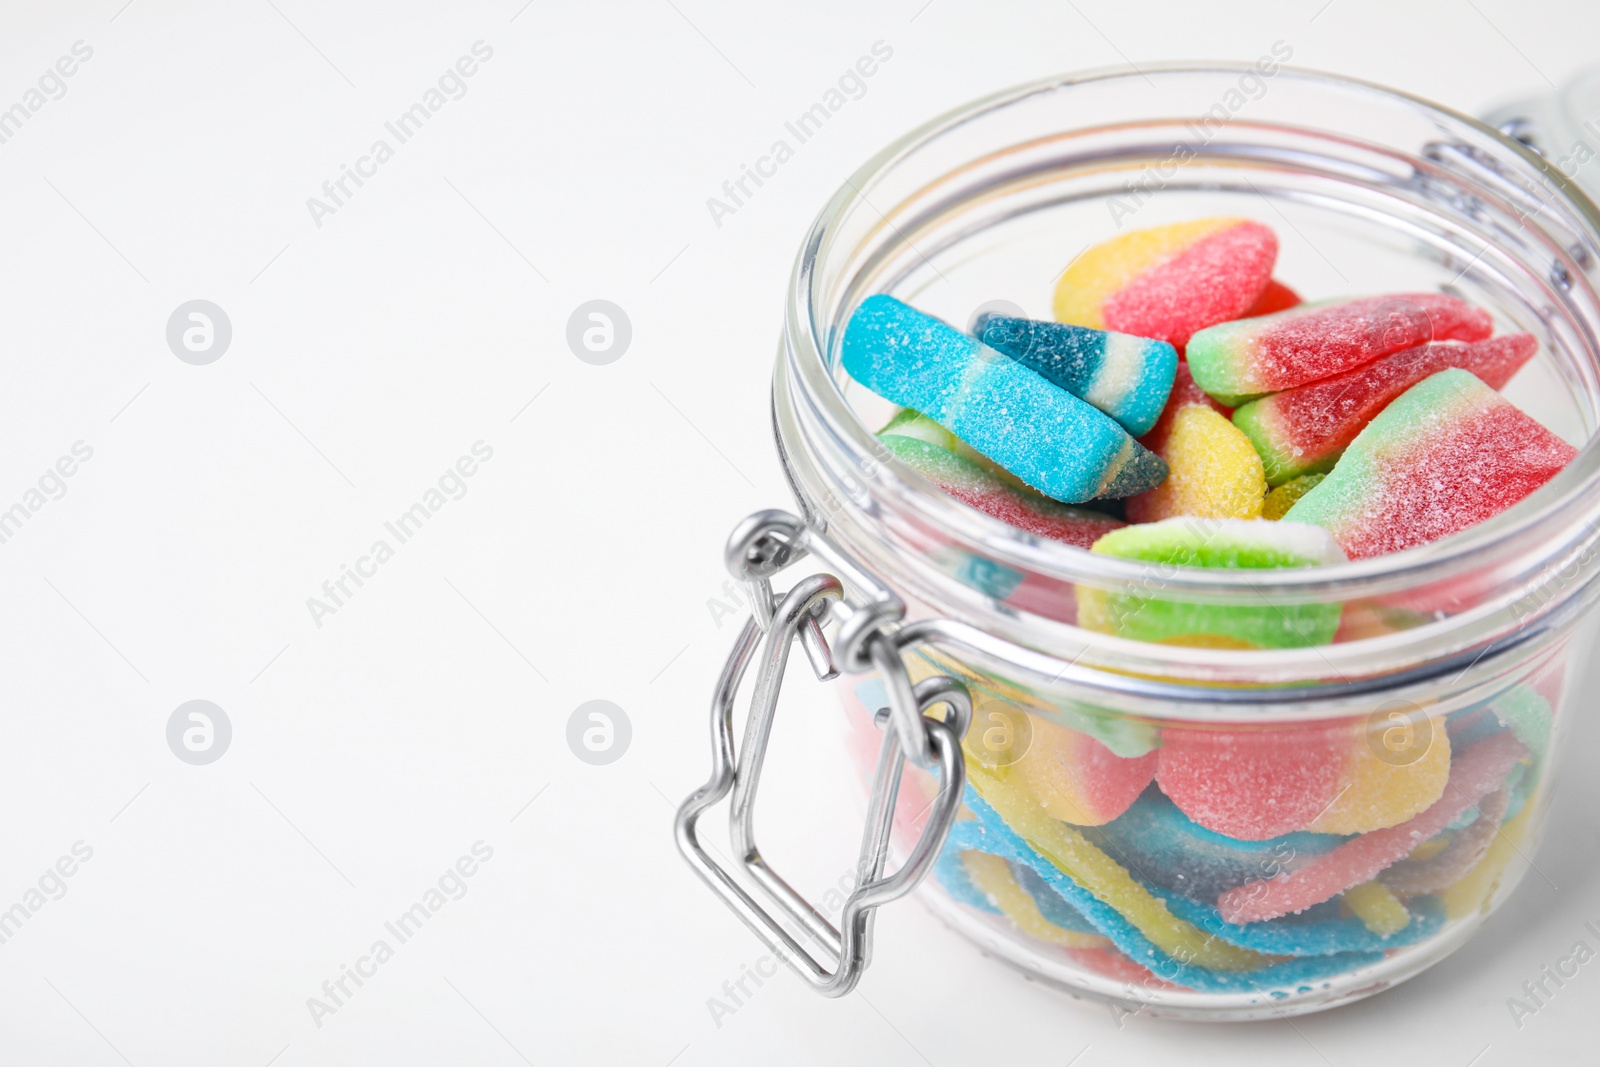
left=838, top=217, right=1571, bottom=996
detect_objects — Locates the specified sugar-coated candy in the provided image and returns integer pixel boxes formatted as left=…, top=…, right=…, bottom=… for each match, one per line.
left=962, top=851, right=1108, bottom=947
left=1009, top=862, right=1106, bottom=935
left=1156, top=723, right=1347, bottom=841
left=842, top=295, right=1167, bottom=501
left=1186, top=293, right=1495, bottom=405
left=1054, top=218, right=1278, bottom=348
left=1013, top=715, right=1159, bottom=825
left=1157, top=887, right=1443, bottom=955
left=948, top=788, right=1389, bottom=992
left=1077, top=518, right=1346, bottom=649
left=1242, top=279, right=1302, bottom=317
left=1262, top=473, right=1325, bottom=520
left=878, top=428, right=1124, bottom=549
left=1082, top=788, right=1345, bottom=902
left=1441, top=803, right=1531, bottom=920
left=1381, top=786, right=1510, bottom=897
left=1125, top=406, right=1265, bottom=522
left=1233, top=334, right=1537, bottom=484
left=1217, top=731, right=1527, bottom=923
left=1282, top=370, right=1577, bottom=560
left=962, top=762, right=1263, bottom=971
left=1306, top=716, right=1452, bottom=835
left=1341, top=882, right=1411, bottom=936
left=976, top=315, right=1178, bottom=436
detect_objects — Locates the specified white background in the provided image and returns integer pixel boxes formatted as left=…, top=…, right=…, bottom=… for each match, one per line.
left=2, top=1, right=1599, bottom=1064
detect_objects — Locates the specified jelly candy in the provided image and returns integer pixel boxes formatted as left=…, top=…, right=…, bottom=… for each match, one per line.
left=1242, top=279, right=1301, bottom=317
left=842, top=295, right=1167, bottom=501
left=1186, top=293, right=1494, bottom=405
left=1077, top=518, right=1345, bottom=649
left=1262, top=473, right=1325, bottom=520
left=1441, top=803, right=1531, bottom=920
left=1158, top=887, right=1442, bottom=954
left=1082, top=788, right=1345, bottom=902
left=1306, top=716, right=1452, bottom=835
left=1232, top=334, right=1537, bottom=484
left=1124, top=405, right=1265, bottom=522
left=956, top=771, right=1264, bottom=971
left=1053, top=218, right=1277, bottom=348
left=1156, top=723, right=1347, bottom=841
left=962, top=851, right=1108, bottom=947
left=1381, top=786, right=1510, bottom=897
left=1012, top=715, right=1159, bottom=825
left=1341, top=881, right=1411, bottom=936
left=949, top=787, right=1389, bottom=991
left=976, top=315, right=1178, bottom=436
left=1217, top=730, right=1527, bottom=923
left=878, top=430, right=1124, bottom=549
left=1282, top=370, right=1577, bottom=560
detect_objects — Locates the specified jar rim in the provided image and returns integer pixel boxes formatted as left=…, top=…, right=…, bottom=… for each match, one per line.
left=777, top=63, right=1600, bottom=691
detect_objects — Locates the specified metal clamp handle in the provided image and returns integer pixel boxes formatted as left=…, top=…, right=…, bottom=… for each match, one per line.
left=675, top=511, right=971, bottom=997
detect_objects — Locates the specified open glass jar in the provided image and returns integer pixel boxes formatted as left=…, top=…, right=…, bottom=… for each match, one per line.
left=678, top=65, right=1600, bottom=1020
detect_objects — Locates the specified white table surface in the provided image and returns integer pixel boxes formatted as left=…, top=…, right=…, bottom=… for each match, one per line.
left=3, top=1, right=1599, bottom=1063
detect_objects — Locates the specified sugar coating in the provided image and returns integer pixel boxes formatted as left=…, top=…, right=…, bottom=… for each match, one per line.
left=1082, top=788, right=1346, bottom=902
left=1156, top=723, right=1348, bottom=841
left=947, top=788, right=1388, bottom=990
left=962, top=851, right=1108, bottom=947
left=842, top=295, right=1167, bottom=502
left=1125, top=405, right=1266, bottom=523
left=1054, top=218, right=1239, bottom=330
left=1263, top=473, right=1326, bottom=520
left=1341, top=882, right=1412, bottom=936
left=879, top=433, right=1124, bottom=549
left=1012, top=714, right=1158, bottom=825
left=977, top=314, right=1178, bottom=436
left=1009, top=862, right=1104, bottom=934
left=1076, top=518, right=1346, bottom=649
left=1052, top=218, right=1277, bottom=348
left=1306, top=717, right=1451, bottom=835
left=1233, top=334, right=1538, bottom=485
left=1102, top=221, right=1280, bottom=347
left=1282, top=369, right=1577, bottom=560
left=1381, top=786, right=1510, bottom=897
left=1187, top=293, right=1495, bottom=405
left=1217, top=730, right=1527, bottom=924
left=1157, top=887, right=1443, bottom=954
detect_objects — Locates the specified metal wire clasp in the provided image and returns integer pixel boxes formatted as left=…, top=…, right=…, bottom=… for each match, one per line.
left=675, top=510, right=970, bottom=997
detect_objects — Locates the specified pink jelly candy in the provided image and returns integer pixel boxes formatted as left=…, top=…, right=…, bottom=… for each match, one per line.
left=1217, top=730, right=1527, bottom=923
left=1186, top=293, right=1495, bottom=405
left=1282, top=370, right=1577, bottom=560
left=1154, top=723, right=1346, bottom=841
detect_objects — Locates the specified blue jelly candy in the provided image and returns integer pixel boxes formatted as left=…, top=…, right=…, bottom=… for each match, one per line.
left=841, top=296, right=1167, bottom=502
left=977, top=314, right=1178, bottom=436
left=1082, top=788, right=1348, bottom=903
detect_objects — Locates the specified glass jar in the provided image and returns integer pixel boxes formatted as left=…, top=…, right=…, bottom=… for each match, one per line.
left=677, top=64, right=1600, bottom=1020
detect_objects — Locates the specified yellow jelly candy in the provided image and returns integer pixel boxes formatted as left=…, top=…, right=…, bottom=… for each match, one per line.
left=1125, top=406, right=1265, bottom=523
left=1308, top=716, right=1452, bottom=835
left=1013, top=714, right=1158, bottom=826
left=1443, top=806, right=1533, bottom=920
left=961, top=851, right=1108, bottom=948
left=1263, top=473, right=1326, bottom=520
left=965, top=758, right=1264, bottom=972
left=1055, top=219, right=1233, bottom=328
left=1342, top=881, right=1411, bottom=936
